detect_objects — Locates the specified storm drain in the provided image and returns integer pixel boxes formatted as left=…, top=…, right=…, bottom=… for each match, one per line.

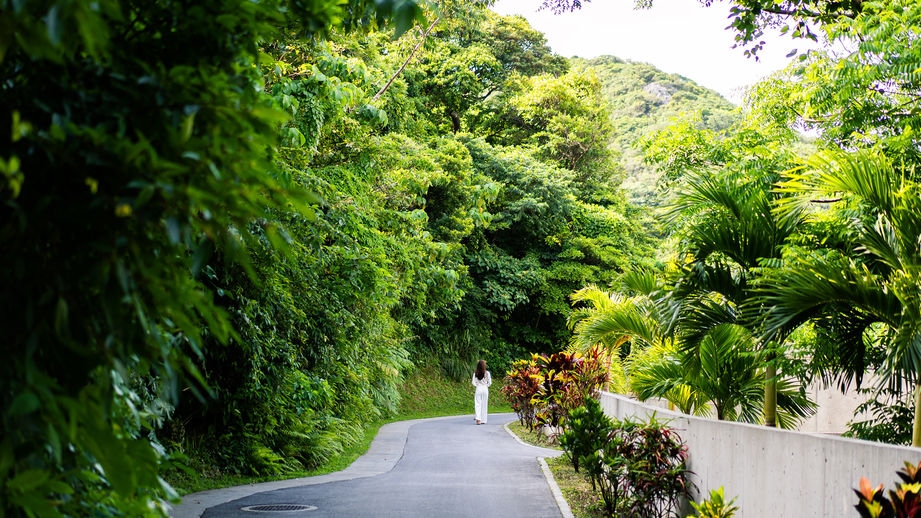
left=240, top=504, right=317, bottom=513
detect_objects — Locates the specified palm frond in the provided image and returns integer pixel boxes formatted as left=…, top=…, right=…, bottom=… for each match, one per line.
left=810, top=307, right=877, bottom=391
left=569, top=284, right=617, bottom=311
left=567, top=285, right=619, bottom=332
left=664, top=170, right=745, bottom=225
left=629, top=344, right=711, bottom=416
left=858, top=215, right=901, bottom=275
left=805, top=150, right=898, bottom=213
left=885, top=323, right=921, bottom=384
left=678, top=298, right=740, bottom=364
left=758, top=251, right=900, bottom=342
left=695, top=324, right=762, bottom=422
left=673, top=261, right=745, bottom=305
left=671, top=169, right=792, bottom=270
left=776, top=150, right=898, bottom=224
left=774, top=378, right=817, bottom=429
left=618, top=269, right=660, bottom=297
left=570, top=305, right=662, bottom=352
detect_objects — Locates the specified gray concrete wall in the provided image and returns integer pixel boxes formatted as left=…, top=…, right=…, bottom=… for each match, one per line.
left=797, top=378, right=878, bottom=435
left=597, top=391, right=921, bottom=517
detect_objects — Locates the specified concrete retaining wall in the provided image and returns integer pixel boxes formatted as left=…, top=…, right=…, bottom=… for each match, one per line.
left=597, top=391, right=921, bottom=517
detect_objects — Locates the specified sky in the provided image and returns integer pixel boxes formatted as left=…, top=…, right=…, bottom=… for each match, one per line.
left=491, top=0, right=818, bottom=103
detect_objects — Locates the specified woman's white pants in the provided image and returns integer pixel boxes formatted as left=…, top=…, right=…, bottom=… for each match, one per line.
left=474, top=386, right=489, bottom=423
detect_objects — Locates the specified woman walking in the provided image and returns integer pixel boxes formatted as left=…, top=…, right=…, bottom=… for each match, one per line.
left=472, top=359, right=492, bottom=425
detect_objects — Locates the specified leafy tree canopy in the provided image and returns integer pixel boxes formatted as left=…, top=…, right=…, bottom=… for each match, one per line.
left=0, top=0, right=427, bottom=514
left=574, top=56, right=739, bottom=208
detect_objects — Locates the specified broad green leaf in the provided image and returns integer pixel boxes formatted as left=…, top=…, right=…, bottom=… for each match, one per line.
left=7, top=469, right=50, bottom=492
left=8, top=391, right=40, bottom=416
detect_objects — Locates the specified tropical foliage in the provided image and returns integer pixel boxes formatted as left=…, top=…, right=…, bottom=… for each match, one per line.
left=1, top=0, right=662, bottom=514
left=568, top=273, right=814, bottom=427
left=568, top=104, right=820, bottom=427
left=1, top=0, right=412, bottom=514
left=761, top=150, right=921, bottom=443
left=854, top=461, right=921, bottom=518
left=5, top=0, right=921, bottom=513
left=561, top=0, right=921, bottom=445
left=688, top=487, right=740, bottom=518
left=501, top=348, right=609, bottom=433
left=559, top=397, right=612, bottom=475
left=560, top=400, right=692, bottom=518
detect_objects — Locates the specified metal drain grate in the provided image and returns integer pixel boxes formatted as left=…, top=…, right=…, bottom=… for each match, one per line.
left=240, top=504, right=317, bottom=513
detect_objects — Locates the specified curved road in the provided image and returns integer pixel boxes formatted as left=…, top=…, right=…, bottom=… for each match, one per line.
left=172, top=413, right=567, bottom=518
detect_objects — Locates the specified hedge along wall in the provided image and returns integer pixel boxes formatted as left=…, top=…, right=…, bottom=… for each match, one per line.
left=597, top=391, right=921, bottom=517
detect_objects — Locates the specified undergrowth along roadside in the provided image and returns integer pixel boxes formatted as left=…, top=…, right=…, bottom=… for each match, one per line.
left=396, top=363, right=511, bottom=419
left=165, top=364, right=510, bottom=495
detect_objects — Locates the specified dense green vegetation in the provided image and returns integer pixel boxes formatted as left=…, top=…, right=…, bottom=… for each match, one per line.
left=3, top=0, right=921, bottom=514
left=560, top=0, right=921, bottom=445
left=578, top=56, right=738, bottom=207
left=1, top=1, right=654, bottom=514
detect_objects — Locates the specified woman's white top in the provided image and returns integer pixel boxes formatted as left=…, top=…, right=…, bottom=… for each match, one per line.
left=472, top=371, right=492, bottom=388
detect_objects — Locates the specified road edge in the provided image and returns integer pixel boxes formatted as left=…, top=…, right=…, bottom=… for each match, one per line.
left=502, top=421, right=575, bottom=518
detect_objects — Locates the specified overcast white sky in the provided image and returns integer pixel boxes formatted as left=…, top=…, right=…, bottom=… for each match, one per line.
left=491, top=0, right=818, bottom=103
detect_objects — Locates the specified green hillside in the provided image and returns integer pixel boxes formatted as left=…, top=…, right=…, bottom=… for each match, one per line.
left=575, top=56, right=739, bottom=207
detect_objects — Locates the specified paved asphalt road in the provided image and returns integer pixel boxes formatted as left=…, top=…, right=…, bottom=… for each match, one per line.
left=172, top=413, right=568, bottom=518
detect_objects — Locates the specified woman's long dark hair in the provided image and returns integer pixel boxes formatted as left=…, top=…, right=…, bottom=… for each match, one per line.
left=475, top=359, right=486, bottom=380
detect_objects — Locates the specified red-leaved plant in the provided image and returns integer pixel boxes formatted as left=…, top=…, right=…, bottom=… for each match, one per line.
left=500, top=356, right=543, bottom=430
left=855, top=461, right=921, bottom=518
left=501, top=346, right=609, bottom=433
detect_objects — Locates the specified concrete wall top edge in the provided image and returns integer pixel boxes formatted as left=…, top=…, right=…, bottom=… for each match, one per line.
left=598, top=391, right=921, bottom=455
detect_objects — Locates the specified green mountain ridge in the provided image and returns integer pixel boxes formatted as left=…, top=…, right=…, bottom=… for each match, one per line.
left=576, top=55, right=739, bottom=206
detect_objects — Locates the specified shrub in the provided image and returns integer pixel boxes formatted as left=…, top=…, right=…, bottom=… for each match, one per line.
left=600, top=414, right=692, bottom=517
left=533, top=347, right=609, bottom=431
left=501, top=356, right=543, bottom=430
left=688, top=487, right=738, bottom=518
left=559, top=397, right=613, bottom=477
left=854, top=460, right=921, bottom=518
left=502, top=347, right=609, bottom=434
left=561, top=402, right=693, bottom=518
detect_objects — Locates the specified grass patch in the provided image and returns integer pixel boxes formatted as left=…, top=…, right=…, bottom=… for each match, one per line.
left=545, top=456, right=609, bottom=518
left=505, top=421, right=607, bottom=518
left=397, top=363, right=511, bottom=419
left=506, top=420, right=560, bottom=449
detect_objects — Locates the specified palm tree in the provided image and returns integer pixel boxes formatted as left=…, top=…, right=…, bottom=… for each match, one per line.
left=567, top=271, right=671, bottom=395
left=568, top=273, right=711, bottom=414
left=630, top=318, right=813, bottom=425
left=568, top=271, right=814, bottom=425
left=664, top=165, right=804, bottom=427
left=760, top=149, right=921, bottom=445
left=631, top=323, right=762, bottom=421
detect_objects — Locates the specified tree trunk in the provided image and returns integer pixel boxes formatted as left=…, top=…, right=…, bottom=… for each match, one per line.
left=764, top=362, right=777, bottom=427
left=912, top=383, right=921, bottom=447
left=603, top=350, right=612, bottom=392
